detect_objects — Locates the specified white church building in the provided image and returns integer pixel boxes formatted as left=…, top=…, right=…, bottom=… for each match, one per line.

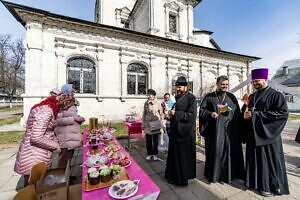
left=3, top=0, right=259, bottom=121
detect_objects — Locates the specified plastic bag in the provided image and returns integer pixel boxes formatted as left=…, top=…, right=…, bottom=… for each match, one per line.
left=158, top=132, right=169, bottom=153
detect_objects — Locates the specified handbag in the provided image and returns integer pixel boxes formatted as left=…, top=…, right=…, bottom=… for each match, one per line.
left=149, top=120, right=163, bottom=131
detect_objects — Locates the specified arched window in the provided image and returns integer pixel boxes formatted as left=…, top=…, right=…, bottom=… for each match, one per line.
left=67, top=57, right=96, bottom=94
left=127, top=63, right=148, bottom=95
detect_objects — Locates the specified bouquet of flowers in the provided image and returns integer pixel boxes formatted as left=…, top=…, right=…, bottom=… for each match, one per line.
left=243, top=93, right=249, bottom=112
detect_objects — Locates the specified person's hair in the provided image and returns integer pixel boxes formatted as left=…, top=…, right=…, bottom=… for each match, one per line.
left=216, top=75, right=228, bottom=84
left=163, top=93, right=170, bottom=98
left=147, top=89, right=156, bottom=96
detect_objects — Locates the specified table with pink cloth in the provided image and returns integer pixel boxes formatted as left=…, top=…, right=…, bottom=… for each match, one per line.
left=82, top=129, right=160, bottom=200
left=124, top=120, right=142, bottom=135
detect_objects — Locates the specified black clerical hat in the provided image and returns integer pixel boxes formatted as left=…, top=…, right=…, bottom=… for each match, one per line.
left=175, top=76, right=188, bottom=86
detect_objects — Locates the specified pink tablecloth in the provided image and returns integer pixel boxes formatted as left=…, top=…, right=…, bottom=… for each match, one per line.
left=82, top=129, right=160, bottom=200
left=124, top=120, right=142, bottom=135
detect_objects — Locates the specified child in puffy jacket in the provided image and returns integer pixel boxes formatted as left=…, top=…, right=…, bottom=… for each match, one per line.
left=55, top=105, right=85, bottom=168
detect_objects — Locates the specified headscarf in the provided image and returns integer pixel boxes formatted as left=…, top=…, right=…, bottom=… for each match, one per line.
left=31, top=96, right=60, bottom=118
left=61, top=84, right=73, bottom=95
left=30, top=94, right=75, bottom=119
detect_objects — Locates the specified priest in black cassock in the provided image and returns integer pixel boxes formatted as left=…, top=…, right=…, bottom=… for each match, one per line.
left=199, top=75, right=245, bottom=183
left=164, top=76, right=197, bottom=186
left=242, top=68, right=289, bottom=197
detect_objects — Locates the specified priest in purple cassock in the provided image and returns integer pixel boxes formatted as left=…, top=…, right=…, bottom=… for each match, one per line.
left=242, top=68, right=289, bottom=197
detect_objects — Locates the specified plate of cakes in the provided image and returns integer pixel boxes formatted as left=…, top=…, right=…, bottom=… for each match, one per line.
left=105, top=144, right=120, bottom=152
left=84, top=165, right=130, bottom=191
left=108, top=180, right=139, bottom=199
left=112, top=157, right=131, bottom=168
left=84, top=155, right=108, bottom=167
left=87, top=149, right=104, bottom=157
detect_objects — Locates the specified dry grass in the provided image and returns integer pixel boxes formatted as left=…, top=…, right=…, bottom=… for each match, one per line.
left=0, top=105, right=23, bottom=112
left=0, top=115, right=22, bottom=126
left=288, top=114, right=300, bottom=121
left=0, top=131, right=23, bottom=144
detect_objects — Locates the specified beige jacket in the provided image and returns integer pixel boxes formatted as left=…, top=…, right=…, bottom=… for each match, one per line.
left=142, top=99, right=165, bottom=135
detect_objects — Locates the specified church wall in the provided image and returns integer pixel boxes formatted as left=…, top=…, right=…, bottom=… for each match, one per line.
left=178, top=5, right=189, bottom=41
left=133, top=1, right=150, bottom=33
left=189, top=60, right=201, bottom=97
left=151, top=0, right=164, bottom=38
left=150, top=55, right=167, bottom=96
left=21, top=18, right=252, bottom=122
left=41, top=32, right=59, bottom=96
left=193, top=33, right=215, bottom=48
left=98, top=0, right=136, bottom=26
left=100, top=49, right=121, bottom=97
left=24, top=23, right=43, bottom=96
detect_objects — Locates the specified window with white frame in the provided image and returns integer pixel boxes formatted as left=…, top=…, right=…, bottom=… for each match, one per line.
left=115, top=7, right=131, bottom=29
left=164, top=1, right=181, bottom=37
left=121, top=19, right=130, bottom=29
left=169, top=14, right=177, bottom=33
left=127, top=63, right=148, bottom=95
left=67, top=57, right=96, bottom=94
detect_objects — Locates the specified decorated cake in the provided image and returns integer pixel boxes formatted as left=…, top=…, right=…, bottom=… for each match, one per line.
left=87, top=168, right=100, bottom=185
left=99, top=168, right=112, bottom=183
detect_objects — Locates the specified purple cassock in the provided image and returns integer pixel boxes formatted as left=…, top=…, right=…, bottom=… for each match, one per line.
left=251, top=68, right=268, bottom=80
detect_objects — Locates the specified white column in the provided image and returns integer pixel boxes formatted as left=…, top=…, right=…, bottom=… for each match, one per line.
left=149, top=53, right=153, bottom=89
left=25, top=23, right=43, bottom=95
left=55, top=50, right=65, bottom=88
left=186, top=4, right=193, bottom=42
left=96, top=45, right=104, bottom=96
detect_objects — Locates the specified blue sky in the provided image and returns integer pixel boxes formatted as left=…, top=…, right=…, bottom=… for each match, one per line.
left=1, top=0, right=300, bottom=77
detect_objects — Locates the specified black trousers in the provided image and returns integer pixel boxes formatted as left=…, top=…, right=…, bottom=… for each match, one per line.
left=146, top=134, right=159, bottom=156
left=295, top=126, right=300, bottom=142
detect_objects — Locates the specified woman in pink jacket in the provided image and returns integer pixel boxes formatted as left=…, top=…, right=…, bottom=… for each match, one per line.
left=14, top=93, right=75, bottom=186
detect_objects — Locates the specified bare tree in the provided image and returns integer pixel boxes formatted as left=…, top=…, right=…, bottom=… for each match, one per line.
left=0, top=34, right=11, bottom=90
left=0, top=34, right=25, bottom=106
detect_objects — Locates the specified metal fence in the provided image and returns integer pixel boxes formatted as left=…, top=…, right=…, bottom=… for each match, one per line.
left=0, top=99, right=23, bottom=108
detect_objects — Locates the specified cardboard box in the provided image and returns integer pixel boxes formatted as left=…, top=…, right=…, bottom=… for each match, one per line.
left=36, top=162, right=70, bottom=200
left=68, top=184, right=82, bottom=200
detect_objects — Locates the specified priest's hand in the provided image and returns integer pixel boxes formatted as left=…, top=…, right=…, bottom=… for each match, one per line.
left=244, top=111, right=252, bottom=120
left=168, top=110, right=175, bottom=118
left=211, top=112, right=218, bottom=118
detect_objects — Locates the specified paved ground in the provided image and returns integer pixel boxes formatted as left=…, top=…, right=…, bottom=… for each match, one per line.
left=0, top=121, right=299, bottom=200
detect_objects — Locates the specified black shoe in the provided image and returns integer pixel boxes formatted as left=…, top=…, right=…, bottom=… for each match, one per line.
left=260, top=191, right=274, bottom=197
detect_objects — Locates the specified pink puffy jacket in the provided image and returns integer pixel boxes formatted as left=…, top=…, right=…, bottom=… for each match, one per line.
left=14, top=105, right=60, bottom=175
left=55, top=106, right=83, bottom=149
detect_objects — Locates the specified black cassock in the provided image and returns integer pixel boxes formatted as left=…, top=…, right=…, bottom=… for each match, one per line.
left=164, top=91, right=197, bottom=186
left=242, top=86, right=289, bottom=194
left=199, top=91, right=244, bottom=183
